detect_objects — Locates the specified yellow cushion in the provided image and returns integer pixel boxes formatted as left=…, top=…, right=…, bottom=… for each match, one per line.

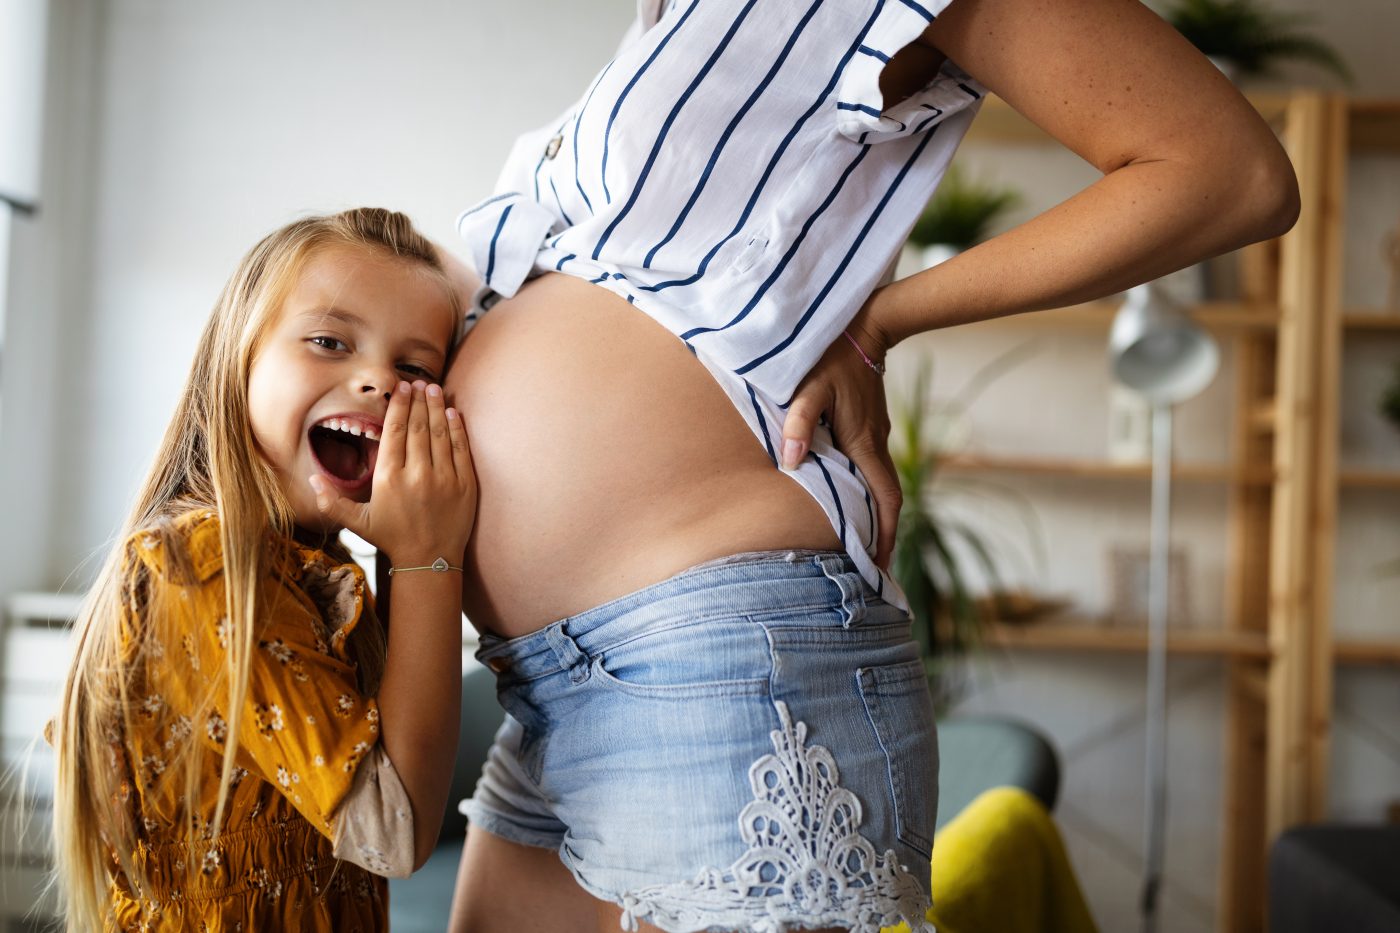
left=884, top=786, right=1098, bottom=933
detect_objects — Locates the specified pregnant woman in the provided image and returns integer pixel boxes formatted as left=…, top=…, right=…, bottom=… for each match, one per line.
left=445, top=1, right=1298, bottom=931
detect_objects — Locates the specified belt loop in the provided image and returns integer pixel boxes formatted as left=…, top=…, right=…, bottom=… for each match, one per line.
left=815, top=554, right=867, bottom=628
left=545, top=624, right=591, bottom=685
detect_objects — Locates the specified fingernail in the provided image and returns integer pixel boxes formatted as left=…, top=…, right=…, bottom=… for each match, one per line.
left=427, top=384, right=442, bottom=398
left=781, top=439, right=805, bottom=470
left=446, top=407, right=458, bottom=421
left=397, top=381, right=411, bottom=394
left=412, top=380, right=427, bottom=391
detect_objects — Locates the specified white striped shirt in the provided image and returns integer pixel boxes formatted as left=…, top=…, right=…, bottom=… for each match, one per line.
left=457, top=0, right=985, bottom=610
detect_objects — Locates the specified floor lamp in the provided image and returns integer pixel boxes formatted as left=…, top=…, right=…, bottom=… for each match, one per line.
left=1108, top=283, right=1220, bottom=933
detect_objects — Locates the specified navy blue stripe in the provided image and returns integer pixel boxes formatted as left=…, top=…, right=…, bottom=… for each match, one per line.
left=959, top=82, right=981, bottom=99
left=680, top=144, right=873, bottom=341
left=857, top=44, right=890, bottom=63
left=898, top=0, right=936, bottom=21
left=599, top=1, right=700, bottom=205
left=594, top=0, right=762, bottom=260
left=746, top=381, right=779, bottom=467
left=912, top=109, right=944, bottom=134
left=589, top=273, right=609, bottom=284
left=484, top=204, right=512, bottom=284
left=847, top=454, right=876, bottom=536
left=643, top=0, right=826, bottom=269
left=812, top=453, right=847, bottom=549
left=548, top=177, right=575, bottom=227
left=459, top=192, right=513, bottom=222
left=736, top=126, right=941, bottom=375
left=573, top=59, right=618, bottom=216
left=837, top=101, right=884, bottom=119
left=876, top=574, right=884, bottom=597
left=554, top=252, right=576, bottom=271
left=637, top=1, right=885, bottom=294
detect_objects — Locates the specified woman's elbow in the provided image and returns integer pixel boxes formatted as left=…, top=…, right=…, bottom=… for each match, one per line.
left=1236, top=143, right=1301, bottom=245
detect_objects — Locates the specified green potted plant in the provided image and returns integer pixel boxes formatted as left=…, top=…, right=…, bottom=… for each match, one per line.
left=1381, top=363, right=1400, bottom=432
left=907, top=165, right=1020, bottom=269
left=1162, top=0, right=1353, bottom=85
left=889, top=346, right=1043, bottom=711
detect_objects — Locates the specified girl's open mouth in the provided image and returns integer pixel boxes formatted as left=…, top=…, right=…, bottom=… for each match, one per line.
left=308, top=416, right=381, bottom=492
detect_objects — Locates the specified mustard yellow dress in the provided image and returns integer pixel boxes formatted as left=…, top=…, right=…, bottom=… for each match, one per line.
left=106, top=510, right=404, bottom=932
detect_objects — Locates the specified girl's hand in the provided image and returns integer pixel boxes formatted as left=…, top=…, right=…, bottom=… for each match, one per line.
left=309, top=381, right=477, bottom=566
left=780, top=312, right=900, bottom=571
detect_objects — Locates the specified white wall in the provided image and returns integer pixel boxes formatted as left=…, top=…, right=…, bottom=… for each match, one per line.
left=3, top=2, right=1398, bottom=931
left=27, top=0, right=635, bottom=582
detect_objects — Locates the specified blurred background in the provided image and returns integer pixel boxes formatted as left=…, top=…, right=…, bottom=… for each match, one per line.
left=2, top=1, right=1398, bottom=931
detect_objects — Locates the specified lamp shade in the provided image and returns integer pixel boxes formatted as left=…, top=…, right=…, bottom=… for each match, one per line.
left=0, top=0, right=49, bottom=209
left=1108, top=283, right=1220, bottom=405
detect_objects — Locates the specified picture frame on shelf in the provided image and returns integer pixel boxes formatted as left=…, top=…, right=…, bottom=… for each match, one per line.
left=1108, top=544, right=1193, bottom=628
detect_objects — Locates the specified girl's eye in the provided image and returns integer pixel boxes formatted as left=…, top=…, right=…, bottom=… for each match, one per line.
left=309, top=336, right=349, bottom=352
left=397, top=363, right=437, bottom=380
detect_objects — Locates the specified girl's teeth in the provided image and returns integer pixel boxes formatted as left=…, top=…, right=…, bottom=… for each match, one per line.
left=349, top=424, right=361, bottom=437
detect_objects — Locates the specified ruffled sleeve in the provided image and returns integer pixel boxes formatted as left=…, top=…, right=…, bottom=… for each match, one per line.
left=835, top=0, right=986, bottom=144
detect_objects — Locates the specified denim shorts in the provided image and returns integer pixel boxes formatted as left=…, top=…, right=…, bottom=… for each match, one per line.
left=461, top=549, right=938, bottom=933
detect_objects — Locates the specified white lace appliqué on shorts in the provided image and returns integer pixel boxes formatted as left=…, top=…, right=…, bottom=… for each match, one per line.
left=618, top=701, right=933, bottom=933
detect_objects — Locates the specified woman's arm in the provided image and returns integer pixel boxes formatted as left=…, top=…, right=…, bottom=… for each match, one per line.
left=861, top=0, right=1300, bottom=346
left=782, top=0, right=1299, bottom=570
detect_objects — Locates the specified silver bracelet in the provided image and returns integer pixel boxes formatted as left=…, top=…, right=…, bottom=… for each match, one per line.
left=387, top=557, right=463, bottom=576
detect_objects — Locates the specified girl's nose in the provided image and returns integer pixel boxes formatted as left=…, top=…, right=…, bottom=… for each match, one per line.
left=357, top=367, right=397, bottom=402
left=361, top=383, right=392, bottom=402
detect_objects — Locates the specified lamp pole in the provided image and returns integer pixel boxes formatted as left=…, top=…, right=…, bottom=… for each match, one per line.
left=1140, top=402, right=1173, bottom=933
left=1107, top=283, right=1220, bottom=933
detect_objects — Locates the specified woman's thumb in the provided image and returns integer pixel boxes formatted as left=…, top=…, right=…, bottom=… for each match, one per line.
left=308, top=475, right=367, bottom=536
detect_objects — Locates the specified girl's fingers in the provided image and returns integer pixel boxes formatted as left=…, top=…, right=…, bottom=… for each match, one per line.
left=309, top=475, right=370, bottom=537
left=378, top=381, right=412, bottom=474
left=425, top=383, right=450, bottom=468
left=445, top=406, right=474, bottom=485
left=406, top=381, right=432, bottom=467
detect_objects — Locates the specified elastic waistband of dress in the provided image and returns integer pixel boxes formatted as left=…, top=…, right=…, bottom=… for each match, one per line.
left=474, top=548, right=868, bottom=681
left=130, top=819, right=339, bottom=902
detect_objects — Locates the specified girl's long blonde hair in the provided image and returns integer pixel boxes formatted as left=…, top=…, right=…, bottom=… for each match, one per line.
left=51, top=207, right=460, bottom=930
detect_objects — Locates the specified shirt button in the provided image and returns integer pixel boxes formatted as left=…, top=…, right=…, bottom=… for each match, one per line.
left=544, top=135, right=563, bottom=159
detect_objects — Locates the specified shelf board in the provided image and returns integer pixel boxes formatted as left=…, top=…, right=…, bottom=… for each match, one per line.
left=982, top=618, right=1271, bottom=659
left=939, top=454, right=1274, bottom=485
left=980, top=622, right=1400, bottom=666
left=1349, top=100, right=1400, bottom=153
left=1335, top=639, right=1400, bottom=666
left=956, top=300, right=1280, bottom=334
left=1338, top=468, right=1400, bottom=489
left=1342, top=311, right=1400, bottom=330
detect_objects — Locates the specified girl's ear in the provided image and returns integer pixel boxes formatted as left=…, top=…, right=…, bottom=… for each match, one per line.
left=375, top=548, right=392, bottom=632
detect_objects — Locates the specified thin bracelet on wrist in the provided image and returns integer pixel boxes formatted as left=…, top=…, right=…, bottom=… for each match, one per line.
left=387, top=557, right=463, bottom=576
left=842, top=330, right=886, bottom=376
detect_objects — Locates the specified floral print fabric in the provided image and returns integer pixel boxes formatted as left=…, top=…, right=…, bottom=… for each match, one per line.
left=109, top=510, right=397, bottom=931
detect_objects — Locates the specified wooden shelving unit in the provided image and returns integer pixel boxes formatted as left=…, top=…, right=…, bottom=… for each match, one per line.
left=953, top=94, right=1400, bottom=933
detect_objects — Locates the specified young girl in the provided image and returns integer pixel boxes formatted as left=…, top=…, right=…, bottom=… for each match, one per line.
left=50, top=207, right=476, bottom=932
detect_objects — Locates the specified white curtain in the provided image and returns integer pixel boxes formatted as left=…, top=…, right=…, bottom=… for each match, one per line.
left=0, top=0, right=48, bottom=210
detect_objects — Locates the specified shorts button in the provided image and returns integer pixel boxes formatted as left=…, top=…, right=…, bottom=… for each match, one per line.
left=486, top=657, right=510, bottom=673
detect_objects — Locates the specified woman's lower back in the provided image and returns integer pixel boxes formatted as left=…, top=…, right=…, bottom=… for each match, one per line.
left=446, top=273, right=842, bottom=638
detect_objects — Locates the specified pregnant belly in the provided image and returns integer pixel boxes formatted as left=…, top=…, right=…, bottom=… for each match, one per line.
left=444, top=273, right=842, bottom=638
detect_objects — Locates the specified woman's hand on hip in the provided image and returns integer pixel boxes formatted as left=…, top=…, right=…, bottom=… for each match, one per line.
left=780, top=310, right=900, bottom=571
left=309, top=380, right=478, bottom=566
